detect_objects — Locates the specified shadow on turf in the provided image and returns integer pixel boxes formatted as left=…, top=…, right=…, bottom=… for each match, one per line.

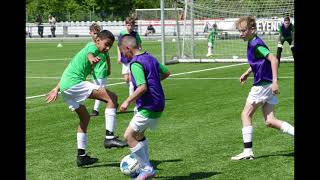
left=150, top=159, right=183, bottom=170
left=255, top=150, right=294, bottom=159
left=154, top=172, right=222, bottom=180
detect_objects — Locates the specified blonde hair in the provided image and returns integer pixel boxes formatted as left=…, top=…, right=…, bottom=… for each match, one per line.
left=125, top=16, right=136, bottom=25
left=89, top=23, right=101, bottom=32
left=235, top=16, right=257, bottom=30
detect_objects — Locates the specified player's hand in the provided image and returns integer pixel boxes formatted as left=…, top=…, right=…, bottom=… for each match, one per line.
left=240, top=73, right=249, bottom=85
left=272, top=82, right=280, bottom=95
left=46, top=88, right=59, bottom=103
left=119, top=100, right=130, bottom=112
left=90, top=56, right=101, bottom=64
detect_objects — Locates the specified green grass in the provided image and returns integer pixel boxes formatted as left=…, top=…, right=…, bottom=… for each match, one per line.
left=26, top=39, right=294, bottom=180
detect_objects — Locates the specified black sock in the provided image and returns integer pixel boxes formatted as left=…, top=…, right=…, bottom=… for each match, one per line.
left=78, top=149, right=86, bottom=156
left=244, top=142, right=253, bottom=149
left=106, top=130, right=114, bottom=136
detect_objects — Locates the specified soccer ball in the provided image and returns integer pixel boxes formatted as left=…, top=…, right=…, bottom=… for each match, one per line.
left=120, top=154, right=141, bottom=177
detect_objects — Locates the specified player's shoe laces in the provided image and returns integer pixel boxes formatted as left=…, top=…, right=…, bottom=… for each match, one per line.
left=136, top=168, right=155, bottom=180
left=104, top=136, right=128, bottom=148
left=90, top=110, right=99, bottom=116
left=77, top=154, right=98, bottom=167
left=231, top=151, right=254, bottom=160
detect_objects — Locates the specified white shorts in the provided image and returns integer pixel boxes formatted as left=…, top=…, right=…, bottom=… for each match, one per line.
left=129, top=112, right=160, bottom=133
left=62, top=81, right=100, bottom=111
left=92, top=78, right=107, bottom=87
left=208, top=42, right=213, bottom=47
left=122, top=63, right=130, bottom=75
left=246, top=83, right=278, bottom=105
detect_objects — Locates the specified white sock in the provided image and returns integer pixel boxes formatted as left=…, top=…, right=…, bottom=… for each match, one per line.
left=141, top=139, right=151, bottom=167
left=129, top=81, right=134, bottom=96
left=280, top=122, right=294, bottom=136
left=93, top=99, right=101, bottom=112
left=105, top=108, right=116, bottom=139
left=208, top=47, right=212, bottom=54
left=130, top=142, right=148, bottom=168
left=242, top=126, right=253, bottom=152
left=77, top=132, right=87, bottom=150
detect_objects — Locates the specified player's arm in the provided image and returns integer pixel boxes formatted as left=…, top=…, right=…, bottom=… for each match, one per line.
left=119, top=63, right=147, bottom=112
left=240, top=67, right=252, bottom=85
left=159, top=63, right=170, bottom=80
left=117, top=46, right=122, bottom=64
left=106, top=54, right=111, bottom=76
left=46, top=82, right=60, bottom=103
left=256, top=46, right=279, bottom=95
left=87, top=53, right=101, bottom=64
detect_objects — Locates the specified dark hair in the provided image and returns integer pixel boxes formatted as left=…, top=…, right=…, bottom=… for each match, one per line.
left=97, top=30, right=115, bottom=42
left=284, top=16, right=290, bottom=22
left=125, top=16, right=136, bottom=25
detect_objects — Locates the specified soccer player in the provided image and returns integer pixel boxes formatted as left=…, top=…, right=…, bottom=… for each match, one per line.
left=206, top=23, right=218, bottom=57
left=46, top=30, right=127, bottom=167
left=117, top=16, right=142, bottom=106
left=231, top=16, right=294, bottom=160
left=119, top=35, right=170, bottom=179
left=276, top=16, right=294, bottom=66
left=87, top=23, right=111, bottom=117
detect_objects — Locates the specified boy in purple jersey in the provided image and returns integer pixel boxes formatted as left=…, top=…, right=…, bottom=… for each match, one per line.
left=276, top=16, right=294, bottom=66
left=119, top=35, right=170, bottom=180
left=117, top=16, right=142, bottom=107
left=231, top=16, right=294, bottom=160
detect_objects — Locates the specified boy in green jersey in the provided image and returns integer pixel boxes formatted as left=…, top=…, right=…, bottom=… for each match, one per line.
left=87, top=23, right=111, bottom=117
left=206, top=23, right=218, bottom=57
left=46, top=30, right=127, bottom=167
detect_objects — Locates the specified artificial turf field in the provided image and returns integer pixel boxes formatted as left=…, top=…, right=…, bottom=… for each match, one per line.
left=26, top=38, right=294, bottom=179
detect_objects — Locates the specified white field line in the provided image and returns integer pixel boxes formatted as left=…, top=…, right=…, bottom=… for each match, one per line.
left=169, top=76, right=294, bottom=80
left=26, top=63, right=248, bottom=100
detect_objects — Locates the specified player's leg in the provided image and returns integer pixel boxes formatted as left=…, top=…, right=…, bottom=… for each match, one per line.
left=124, top=113, right=157, bottom=179
left=89, top=87, right=128, bottom=148
left=206, top=42, right=213, bottom=57
left=276, top=37, right=285, bottom=66
left=231, top=101, right=261, bottom=160
left=75, top=104, right=99, bottom=167
left=62, top=82, right=101, bottom=166
left=262, top=103, right=294, bottom=136
left=288, top=38, right=295, bottom=59
left=91, top=78, right=107, bottom=116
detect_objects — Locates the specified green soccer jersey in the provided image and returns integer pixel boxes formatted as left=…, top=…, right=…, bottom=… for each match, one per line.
left=84, top=42, right=109, bottom=80
left=131, top=58, right=169, bottom=119
left=59, top=42, right=100, bottom=92
left=207, top=30, right=217, bottom=43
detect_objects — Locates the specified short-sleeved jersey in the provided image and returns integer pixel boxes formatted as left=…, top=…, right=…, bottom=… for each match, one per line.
left=130, top=52, right=165, bottom=113
left=208, top=29, right=217, bottom=43
left=118, top=29, right=142, bottom=64
left=247, top=36, right=273, bottom=85
left=278, top=23, right=294, bottom=38
left=59, top=43, right=100, bottom=92
left=84, top=42, right=109, bottom=80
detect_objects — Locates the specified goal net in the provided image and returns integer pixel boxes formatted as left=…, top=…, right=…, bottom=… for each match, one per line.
left=158, top=0, right=294, bottom=63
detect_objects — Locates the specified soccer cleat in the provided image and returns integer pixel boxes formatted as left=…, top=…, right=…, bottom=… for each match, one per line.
left=136, top=168, right=156, bottom=180
left=90, top=110, right=99, bottom=116
left=206, top=53, right=213, bottom=57
left=231, top=151, right=254, bottom=160
left=77, top=154, right=98, bottom=167
left=104, top=136, right=128, bottom=149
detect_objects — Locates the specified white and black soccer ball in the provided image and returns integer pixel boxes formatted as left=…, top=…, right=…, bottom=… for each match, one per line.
left=120, top=154, right=141, bottom=177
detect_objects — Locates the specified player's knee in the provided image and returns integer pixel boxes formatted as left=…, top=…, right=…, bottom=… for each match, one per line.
left=264, top=118, right=275, bottom=128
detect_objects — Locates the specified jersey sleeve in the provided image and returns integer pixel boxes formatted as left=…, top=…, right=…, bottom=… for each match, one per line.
left=131, top=63, right=146, bottom=86
left=135, top=32, right=142, bottom=45
left=86, top=43, right=99, bottom=55
left=255, top=45, right=270, bottom=58
left=159, top=63, right=169, bottom=74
